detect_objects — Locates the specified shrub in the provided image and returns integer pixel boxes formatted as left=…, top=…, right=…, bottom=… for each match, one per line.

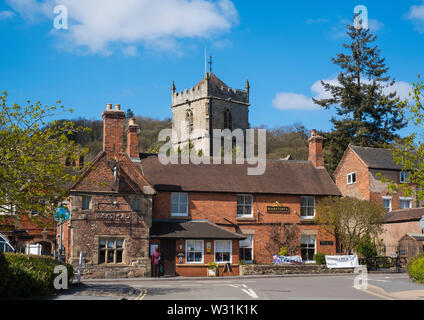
left=279, top=246, right=288, bottom=256
left=408, top=257, right=424, bottom=284
left=0, top=252, right=8, bottom=297
left=356, top=235, right=378, bottom=259
left=2, top=253, right=74, bottom=299
left=208, top=262, right=218, bottom=270
left=313, top=253, right=326, bottom=265
left=407, top=252, right=424, bottom=273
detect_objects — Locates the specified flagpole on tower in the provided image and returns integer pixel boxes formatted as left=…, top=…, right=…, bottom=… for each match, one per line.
left=204, top=46, right=207, bottom=75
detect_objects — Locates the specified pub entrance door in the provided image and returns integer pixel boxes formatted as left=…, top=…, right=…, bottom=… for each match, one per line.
left=160, top=239, right=176, bottom=277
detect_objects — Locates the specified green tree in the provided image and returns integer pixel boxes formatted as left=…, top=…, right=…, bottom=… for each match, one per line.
left=315, top=197, right=385, bottom=254
left=356, top=234, right=378, bottom=259
left=384, top=76, right=424, bottom=200
left=0, top=91, right=88, bottom=219
left=313, top=24, right=406, bottom=176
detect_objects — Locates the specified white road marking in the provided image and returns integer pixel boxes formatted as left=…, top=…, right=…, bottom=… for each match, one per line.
left=228, top=283, right=259, bottom=299
left=241, top=288, right=259, bottom=299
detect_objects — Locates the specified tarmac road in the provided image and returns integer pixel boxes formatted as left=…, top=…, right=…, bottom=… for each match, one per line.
left=55, top=273, right=424, bottom=300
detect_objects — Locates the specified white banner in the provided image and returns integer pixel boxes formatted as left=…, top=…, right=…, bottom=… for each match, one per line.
left=325, top=255, right=359, bottom=268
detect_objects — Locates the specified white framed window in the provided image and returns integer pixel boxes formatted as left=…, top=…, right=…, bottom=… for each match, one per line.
left=382, top=196, right=392, bottom=212
left=239, top=235, right=253, bottom=263
left=82, top=196, right=91, bottom=210
left=301, top=235, right=316, bottom=262
left=171, top=192, right=188, bottom=216
left=400, top=197, right=412, bottom=209
left=347, top=172, right=356, bottom=185
left=301, top=196, right=315, bottom=218
left=214, top=240, right=232, bottom=263
left=237, top=194, right=253, bottom=217
left=400, top=171, right=410, bottom=184
left=186, top=240, right=203, bottom=263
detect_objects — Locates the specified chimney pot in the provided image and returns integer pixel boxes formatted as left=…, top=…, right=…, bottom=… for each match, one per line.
left=115, top=104, right=121, bottom=111
left=308, top=129, right=324, bottom=168
left=106, top=103, right=113, bottom=110
left=126, top=119, right=140, bottom=158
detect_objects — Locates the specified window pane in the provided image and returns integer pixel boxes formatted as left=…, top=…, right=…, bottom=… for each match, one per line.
left=107, top=240, right=115, bottom=249
left=216, top=252, right=223, bottom=262
left=223, top=252, right=230, bottom=262
left=179, top=193, right=188, bottom=204
left=171, top=204, right=179, bottom=214
left=194, top=241, right=202, bottom=251
left=99, top=239, right=106, bottom=248
left=240, top=235, right=252, bottom=248
left=99, top=250, right=105, bottom=264
left=116, top=250, right=123, bottom=263
left=107, top=251, right=114, bottom=263
left=187, top=252, right=194, bottom=262
left=195, top=252, right=202, bottom=262
left=171, top=193, right=178, bottom=202
left=116, top=239, right=123, bottom=248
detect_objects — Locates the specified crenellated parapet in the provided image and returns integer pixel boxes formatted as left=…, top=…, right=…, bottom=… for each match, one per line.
left=172, top=72, right=249, bottom=107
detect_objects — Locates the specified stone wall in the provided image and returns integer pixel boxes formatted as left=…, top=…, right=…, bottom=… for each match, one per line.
left=79, top=257, right=151, bottom=279
left=239, top=264, right=354, bottom=276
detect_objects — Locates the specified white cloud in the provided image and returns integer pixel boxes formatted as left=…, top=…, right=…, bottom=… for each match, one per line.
left=0, top=10, right=15, bottom=20
left=273, top=78, right=413, bottom=111
left=272, top=92, right=319, bottom=111
left=368, top=19, right=384, bottom=32
left=406, top=1, right=424, bottom=33
left=6, top=0, right=239, bottom=54
left=122, top=45, right=138, bottom=57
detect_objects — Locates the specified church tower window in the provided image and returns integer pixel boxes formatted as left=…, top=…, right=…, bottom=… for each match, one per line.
left=224, top=109, right=232, bottom=130
left=186, top=110, right=194, bottom=134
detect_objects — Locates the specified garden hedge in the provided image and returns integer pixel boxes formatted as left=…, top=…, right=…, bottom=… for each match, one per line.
left=0, top=252, right=73, bottom=299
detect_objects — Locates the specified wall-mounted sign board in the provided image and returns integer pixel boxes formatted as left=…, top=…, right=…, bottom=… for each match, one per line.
left=267, top=202, right=290, bottom=213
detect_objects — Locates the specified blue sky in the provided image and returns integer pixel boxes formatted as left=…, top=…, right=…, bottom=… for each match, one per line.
left=0, top=0, right=423, bottom=136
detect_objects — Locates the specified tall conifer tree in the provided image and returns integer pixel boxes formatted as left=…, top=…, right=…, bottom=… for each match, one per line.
left=313, top=24, right=406, bottom=175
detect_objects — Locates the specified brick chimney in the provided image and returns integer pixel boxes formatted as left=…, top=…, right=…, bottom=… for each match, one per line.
left=308, top=129, right=324, bottom=168
left=126, top=118, right=140, bottom=158
left=102, top=104, right=126, bottom=153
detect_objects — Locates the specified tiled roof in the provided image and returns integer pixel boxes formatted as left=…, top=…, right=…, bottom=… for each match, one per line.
left=383, top=207, right=424, bottom=223
left=139, top=154, right=341, bottom=196
left=150, top=219, right=245, bottom=239
left=350, top=145, right=402, bottom=170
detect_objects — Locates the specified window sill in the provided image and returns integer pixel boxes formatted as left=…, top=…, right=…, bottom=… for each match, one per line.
left=236, top=216, right=255, bottom=221
left=300, top=216, right=315, bottom=220
left=169, top=215, right=190, bottom=219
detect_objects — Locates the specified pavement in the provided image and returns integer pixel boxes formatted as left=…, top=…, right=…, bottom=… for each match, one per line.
left=51, top=272, right=424, bottom=300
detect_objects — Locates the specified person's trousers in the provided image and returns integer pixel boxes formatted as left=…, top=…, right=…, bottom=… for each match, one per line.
left=153, top=264, right=160, bottom=277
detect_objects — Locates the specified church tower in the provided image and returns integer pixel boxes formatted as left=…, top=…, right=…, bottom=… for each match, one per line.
left=171, top=72, right=250, bottom=156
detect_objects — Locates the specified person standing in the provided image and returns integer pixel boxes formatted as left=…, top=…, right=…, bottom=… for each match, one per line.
left=152, top=246, right=161, bottom=278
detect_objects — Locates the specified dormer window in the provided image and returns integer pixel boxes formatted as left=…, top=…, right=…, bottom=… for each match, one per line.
left=400, top=171, right=410, bottom=184
left=347, top=172, right=356, bottom=185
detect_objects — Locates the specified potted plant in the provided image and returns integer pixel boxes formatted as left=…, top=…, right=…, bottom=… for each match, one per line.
left=208, top=262, right=219, bottom=277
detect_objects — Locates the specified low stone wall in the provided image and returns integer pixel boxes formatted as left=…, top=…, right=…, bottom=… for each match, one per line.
left=73, top=258, right=151, bottom=279
left=239, top=264, right=354, bottom=276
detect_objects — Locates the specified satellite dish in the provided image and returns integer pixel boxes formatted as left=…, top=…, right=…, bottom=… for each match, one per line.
left=420, top=216, right=424, bottom=232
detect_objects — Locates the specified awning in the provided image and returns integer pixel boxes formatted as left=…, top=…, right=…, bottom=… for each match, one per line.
left=150, top=220, right=245, bottom=240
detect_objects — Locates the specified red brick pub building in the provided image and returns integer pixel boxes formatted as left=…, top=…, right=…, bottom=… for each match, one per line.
left=62, top=104, right=340, bottom=278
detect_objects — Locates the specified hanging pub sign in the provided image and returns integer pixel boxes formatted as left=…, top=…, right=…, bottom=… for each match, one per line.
left=267, top=201, right=290, bottom=214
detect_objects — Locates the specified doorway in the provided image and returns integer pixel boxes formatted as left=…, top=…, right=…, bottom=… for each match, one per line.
left=160, top=239, right=176, bottom=277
